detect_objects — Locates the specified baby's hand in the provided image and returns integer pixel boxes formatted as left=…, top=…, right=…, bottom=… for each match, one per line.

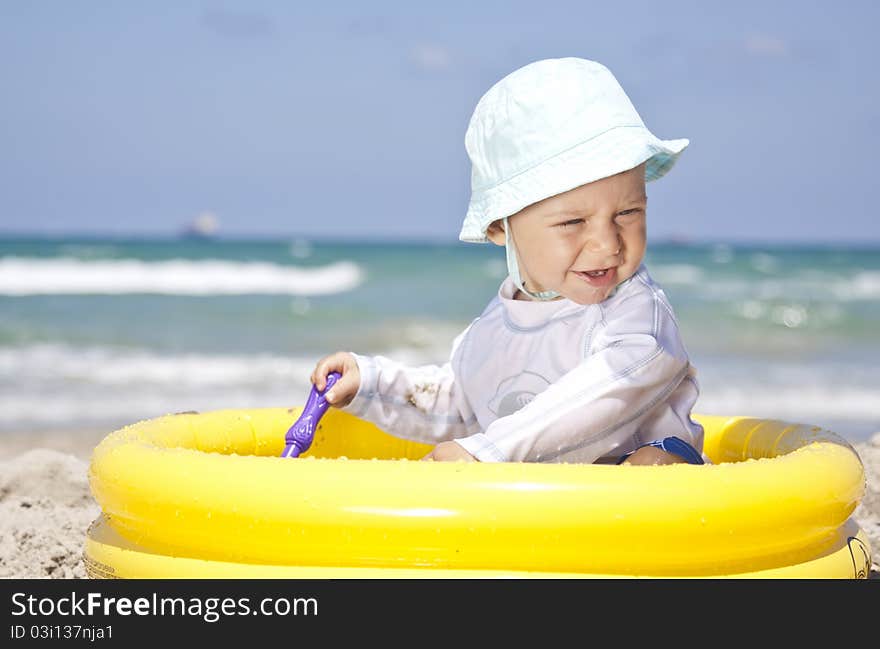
left=422, top=441, right=478, bottom=462
left=310, top=352, right=361, bottom=408
left=622, top=446, right=687, bottom=465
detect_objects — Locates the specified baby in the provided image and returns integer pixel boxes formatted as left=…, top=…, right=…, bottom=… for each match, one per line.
left=309, top=57, right=705, bottom=466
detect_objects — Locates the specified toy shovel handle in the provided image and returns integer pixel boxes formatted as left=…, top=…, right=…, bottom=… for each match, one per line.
left=281, top=371, right=342, bottom=458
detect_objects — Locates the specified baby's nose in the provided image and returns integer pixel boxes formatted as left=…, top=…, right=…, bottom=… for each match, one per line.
left=585, top=227, right=621, bottom=254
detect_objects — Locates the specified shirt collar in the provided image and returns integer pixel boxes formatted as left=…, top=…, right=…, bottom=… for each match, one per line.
left=496, top=264, right=647, bottom=328
left=497, top=276, right=583, bottom=328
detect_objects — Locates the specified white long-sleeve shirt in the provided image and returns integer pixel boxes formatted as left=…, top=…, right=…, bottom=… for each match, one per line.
left=340, top=264, right=703, bottom=464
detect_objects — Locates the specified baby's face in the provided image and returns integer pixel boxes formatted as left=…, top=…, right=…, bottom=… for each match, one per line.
left=487, top=163, right=648, bottom=305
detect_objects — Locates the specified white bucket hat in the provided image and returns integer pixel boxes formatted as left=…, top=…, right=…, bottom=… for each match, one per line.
left=460, top=57, right=689, bottom=244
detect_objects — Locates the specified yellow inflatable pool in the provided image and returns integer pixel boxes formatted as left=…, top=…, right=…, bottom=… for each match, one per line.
left=84, top=409, right=872, bottom=578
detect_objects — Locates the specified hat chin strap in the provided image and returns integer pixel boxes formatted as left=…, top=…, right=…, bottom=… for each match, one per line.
left=503, top=217, right=561, bottom=301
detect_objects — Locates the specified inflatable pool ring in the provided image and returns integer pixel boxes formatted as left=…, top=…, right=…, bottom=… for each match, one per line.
left=84, top=404, right=872, bottom=578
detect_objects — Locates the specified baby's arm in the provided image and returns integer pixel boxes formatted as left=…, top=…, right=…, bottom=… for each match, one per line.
left=339, top=353, right=474, bottom=443
left=453, top=291, right=698, bottom=463
left=323, top=323, right=477, bottom=445
left=453, top=337, right=689, bottom=462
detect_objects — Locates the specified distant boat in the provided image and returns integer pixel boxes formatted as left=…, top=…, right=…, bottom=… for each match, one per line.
left=180, top=212, right=219, bottom=240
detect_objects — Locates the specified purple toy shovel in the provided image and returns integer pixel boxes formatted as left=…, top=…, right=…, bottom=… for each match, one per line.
left=280, top=371, right=341, bottom=458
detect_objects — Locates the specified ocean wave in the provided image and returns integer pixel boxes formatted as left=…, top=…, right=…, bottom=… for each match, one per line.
left=693, top=359, right=879, bottom=438
left=661, top=273, right=880, bottom=303
left=842, top=271, right=880, bottom=300
left=3, top=375, right=875, bottom=438
left=649, top=264, right=704, bottom=285
left=0, top=257, right=363, bottom=296
left=288, top=239, right=312, bottom=259
left=484, top=258, right=507, bottom=279
left=0, top=343, right=447, bottom=390
left=0, top=344, right=324, bottom=432
left=695, top=384, right=879, bottom=436
left=0, top=390, right=312, bottom=432
left=749, top=253, right=779, bottom=273
left=0, top=342, right=449, bottom=432
left=58, top=244, right=122, bottom=259
left=0, top=344, right=318, bottom=386
left=0, top=344, right=876, bottom=440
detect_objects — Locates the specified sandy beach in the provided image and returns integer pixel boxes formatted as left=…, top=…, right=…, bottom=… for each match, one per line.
left=1, top=429, right=878, bottom=579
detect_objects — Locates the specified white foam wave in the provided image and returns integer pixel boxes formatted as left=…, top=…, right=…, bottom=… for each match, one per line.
left=0, top=393, right=261, bottom=430
left=0, top=344, right=322, bottom=431
left=1, top=344, right=876, bottom=440
left=0, top=342, right=448, bottom=431
left=695, top=384, right=879, bottom=440
left=842, top=271, right=880, bottom=300
left=0, top=257, right=363, bottom=296
left=694, top=360, right=879, bottom=438
left=0, top=344, right=317, bottom=386
left=659, top=272, right=880, bottom=303
left=696, top=384, right=879, bottom=424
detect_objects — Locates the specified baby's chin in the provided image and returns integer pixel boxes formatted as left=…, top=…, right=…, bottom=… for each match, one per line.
left=526, top=267, right=634, bottom=304
left=565, top=289, right=614, bottom=305
left=562, top=270, right=634, bottom=304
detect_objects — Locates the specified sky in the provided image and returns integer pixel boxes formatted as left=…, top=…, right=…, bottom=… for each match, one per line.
left=1, top=1, right=878, bottom=243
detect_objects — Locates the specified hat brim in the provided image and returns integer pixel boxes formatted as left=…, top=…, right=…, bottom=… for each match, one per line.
left=459, top=125, right=689, bottom=243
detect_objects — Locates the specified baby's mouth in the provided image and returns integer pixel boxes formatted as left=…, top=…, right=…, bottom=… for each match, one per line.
left=578, top=265, right=617, bottom=276
left=574, top=267, right=618, bottom=286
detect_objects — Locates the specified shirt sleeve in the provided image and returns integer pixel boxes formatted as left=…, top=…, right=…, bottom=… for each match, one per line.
left=338, top=324, right=477, bottom=445
left=453, top=288, right=693, bottom=463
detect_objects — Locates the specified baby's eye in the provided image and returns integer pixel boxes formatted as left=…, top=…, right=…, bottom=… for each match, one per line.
left=557, top=218, right=584, bottom=228
left=615, top=209, right=643, bottom=223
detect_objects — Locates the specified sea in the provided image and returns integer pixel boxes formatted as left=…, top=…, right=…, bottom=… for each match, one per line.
left=1, top=236, right=878, bottom=442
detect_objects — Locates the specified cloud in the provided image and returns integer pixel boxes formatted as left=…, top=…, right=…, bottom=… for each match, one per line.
left=410, top=44, right=453, bottom=72
left=201, top=9, right=274, bottom=39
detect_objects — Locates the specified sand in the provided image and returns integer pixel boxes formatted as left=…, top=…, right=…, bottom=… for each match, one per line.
left=1, top=430, right=878, bottom=579
left=0, top=449, right=100, bottom=578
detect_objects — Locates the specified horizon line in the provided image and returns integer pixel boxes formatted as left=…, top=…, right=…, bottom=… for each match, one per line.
left=1, top=230, right=880, bottom=249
